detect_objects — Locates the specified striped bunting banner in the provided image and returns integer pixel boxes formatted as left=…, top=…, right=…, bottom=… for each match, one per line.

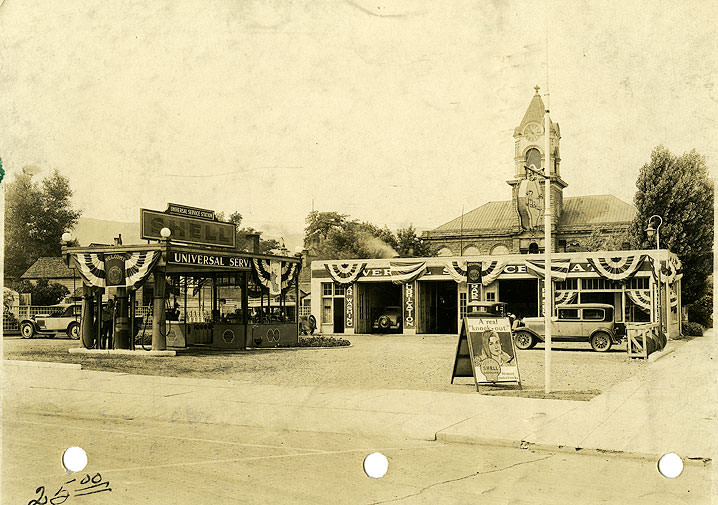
left=524, top=259, right=570, bottom=281
left=125, top=251, right=161, bottom=291
left=74, top=253, right=106, bottom=288
left=390, top=260, right=426, bottom=285
left=444, top=259, right=506, bottom=285
left=586, top=254, right=645, bottom=281
left=627, top=289, right=652, bottom=312
left=554, top=290, right=578, bottom=305
left=325, top=262, right=367, bottom=284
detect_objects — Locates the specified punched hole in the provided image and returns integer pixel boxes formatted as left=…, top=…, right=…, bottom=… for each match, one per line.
left=363, top=452, right=389, bottom=479
left=658, top=452, right=683, bottom=478
left=62, top=446, right=88, bottom=473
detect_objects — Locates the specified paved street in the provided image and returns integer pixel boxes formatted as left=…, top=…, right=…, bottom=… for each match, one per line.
left=3, top=411, right=709, bottom=505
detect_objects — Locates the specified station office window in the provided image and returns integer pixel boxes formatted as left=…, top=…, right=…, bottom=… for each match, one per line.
left=321, top=282, right=345, bottom=324
left=485, top=291, right=496, bottom=302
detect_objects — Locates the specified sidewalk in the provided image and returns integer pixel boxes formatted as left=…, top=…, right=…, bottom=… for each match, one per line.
left=3, top=331, right=715, bottom=464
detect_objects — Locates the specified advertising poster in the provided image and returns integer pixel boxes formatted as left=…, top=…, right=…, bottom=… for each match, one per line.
left=465, top=317, right=521, bottom=387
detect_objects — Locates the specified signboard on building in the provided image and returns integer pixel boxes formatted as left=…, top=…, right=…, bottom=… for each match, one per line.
left=403, top=282, right=416, bottom=330
left=168, top=251, right=251, bottom=270
left=166, top=203, right=216, bottom=221
left=451, top=315, right=521, bottom=390
left=467, top=262, right=482, bottom=305
left=141, top=208, right=236, bottom=248
left=345, top=284, right=354, bottom=328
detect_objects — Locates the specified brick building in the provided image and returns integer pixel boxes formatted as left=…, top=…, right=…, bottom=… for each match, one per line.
left=422, top=87, right=636, bottom=255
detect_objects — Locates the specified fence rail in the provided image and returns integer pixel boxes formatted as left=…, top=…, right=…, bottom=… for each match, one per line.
left=626, top=322, right=665, bottom=359
left=3, top=305, right=154, bottom=335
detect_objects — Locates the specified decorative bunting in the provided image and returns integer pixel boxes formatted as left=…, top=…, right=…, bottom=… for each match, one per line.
left=661, top=257, right=683, bottom=284
left=390, top=260, right=426, bottom=285
left=445, top=260, right=467, bottom=283
left=627, top=290, right=652, bottom=312
left=524, top=259, right=570, bottom=281
left=73, top=251, right=159, bottom=290
left=481, top=260, right=507, bottom=286
left=74, top=253, right=106, bottom=288
left=125, top=251, right=161, bottom=290
left=444, top=259, right=506, bottom=285
left=252, top=258, right=301, bottom=294
left=554, top=290, right=578, bottom=305
left=325, top=262, right=367, bottom=284
left=586, top=254, right=644, bottom=281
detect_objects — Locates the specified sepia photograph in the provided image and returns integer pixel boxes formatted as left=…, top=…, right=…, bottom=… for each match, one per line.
left=1, top=1, right=716, bottom=503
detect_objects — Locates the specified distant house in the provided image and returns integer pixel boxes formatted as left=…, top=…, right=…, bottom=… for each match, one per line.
left=21, top=257, right=80, bottom=294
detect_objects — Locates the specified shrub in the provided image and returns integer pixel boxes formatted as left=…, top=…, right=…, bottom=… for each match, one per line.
left=686, top=293, right=713, bottom=328
left=682, top=321, right=705, bottom=337
left=297, top=336, right=351, bottom=347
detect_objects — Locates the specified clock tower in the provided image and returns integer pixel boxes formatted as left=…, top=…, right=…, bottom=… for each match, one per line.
left=507, top=86, right=567, bottom=236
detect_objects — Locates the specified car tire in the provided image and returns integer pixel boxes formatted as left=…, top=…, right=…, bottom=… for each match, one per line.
left=378, top=316, right=391, bottom=331
left=67, top=322, right=80, bottom=340
left=514, top=330, right=535, bottom=350
left=20, top=322, right=35, bottom=339
left=590, top=331, right=612, bottom=352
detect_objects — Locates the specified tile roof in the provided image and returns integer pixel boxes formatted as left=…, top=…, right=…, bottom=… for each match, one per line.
left=21, top=257, right=75, bottom=279
left=559, top=194, right=636, bottom=227
left=435, top=201, right=518, bottom=232
left=432, top=194, right=635, bottom=232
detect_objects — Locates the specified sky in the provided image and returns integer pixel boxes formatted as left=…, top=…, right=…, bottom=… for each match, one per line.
left=1, top=0, right=716, bottom=246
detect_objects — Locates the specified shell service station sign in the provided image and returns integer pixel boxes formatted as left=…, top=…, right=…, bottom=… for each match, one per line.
left=141, top=207, right=236, bottom=248
left=451, top=315, right=521, bottom=391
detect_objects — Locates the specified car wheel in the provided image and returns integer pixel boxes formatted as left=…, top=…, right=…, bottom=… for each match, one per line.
left=67, top=322, right=80, bottom=340
left=20, top=323, right=35, bottom=339
left=378, top=316, right=391, bottom=331
left=590, top=332, right=612, bottom=352
left=514, top=330, right=535, bottom=350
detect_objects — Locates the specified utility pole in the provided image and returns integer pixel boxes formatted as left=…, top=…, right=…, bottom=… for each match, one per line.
left=543, top=26, right=553, bottom=394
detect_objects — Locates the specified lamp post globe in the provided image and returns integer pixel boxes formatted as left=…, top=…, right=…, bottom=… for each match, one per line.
left=160, top=227, right=172, bottom=239
left=61, top=232, right=73, bottom=244
left=645, top=215, right=662, bottom=250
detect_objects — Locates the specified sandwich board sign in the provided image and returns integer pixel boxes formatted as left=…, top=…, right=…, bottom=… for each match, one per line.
left=451, top=314, right=521, bottom=390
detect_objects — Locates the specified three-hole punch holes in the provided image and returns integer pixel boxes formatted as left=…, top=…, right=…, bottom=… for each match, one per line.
left=658, top=452, right=683, bottom=478
left=62, top=447, right=88, bottom=473
left=363, top=452, right=388, bottom=479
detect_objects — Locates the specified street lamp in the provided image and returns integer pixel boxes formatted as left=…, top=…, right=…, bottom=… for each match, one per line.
left=646, top=215, right=662, bottom=250
left=61, top=233, right=76, bottom=303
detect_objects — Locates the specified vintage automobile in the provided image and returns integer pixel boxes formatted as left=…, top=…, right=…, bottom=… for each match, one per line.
left=512, top=303, right=621, bottom=352
left=372, top=306, right=402, bottom=332
left=20, top=303, right=81, bottom=339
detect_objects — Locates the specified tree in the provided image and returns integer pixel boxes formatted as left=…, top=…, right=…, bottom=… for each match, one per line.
left=395, top=225, right=436, bottom=257
left=5, top=169, right=81, bottom=283
left=16, top=279, right=69, bottom=305
left=628, top=146, right=713, bottom=306
left=583, top=227, right=632, bottom=252
left=304, top=211, right=349, bottom=248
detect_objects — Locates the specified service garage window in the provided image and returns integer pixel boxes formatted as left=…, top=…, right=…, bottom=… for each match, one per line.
left=459, top=292, right=467, bottom=318
left=485, top=292, right=496, bottom=302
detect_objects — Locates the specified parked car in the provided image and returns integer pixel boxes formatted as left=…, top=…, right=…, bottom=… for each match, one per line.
left=372, top=306, right=402, bottom=332
left=20, top=303, right=81, bottom=339
left=513, top=303, right=621, bottom=352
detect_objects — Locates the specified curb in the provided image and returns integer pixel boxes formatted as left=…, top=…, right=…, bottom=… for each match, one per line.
left=68, top=348, right=177, bottom=357
left=436, top=432, right=712, bottom=468
left=4, top=360, right=82, bottom=370
left=647, top=347, right=675, bottom=362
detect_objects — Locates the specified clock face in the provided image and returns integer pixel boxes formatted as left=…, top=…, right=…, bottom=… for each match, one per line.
left=524, top=123, right=543, bottom=141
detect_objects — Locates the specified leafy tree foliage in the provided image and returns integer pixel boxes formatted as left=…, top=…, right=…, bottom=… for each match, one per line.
left=217, top=211, right=283, bottom=254
left=628, top=146, right=713, bottom=306
left=5, top=169, right=81, bottom=282
left=304, top=211, right=435, bottom=260
left=582, top=227, right=632, bottom=252
left=16, top=279, right=69, bottom=305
